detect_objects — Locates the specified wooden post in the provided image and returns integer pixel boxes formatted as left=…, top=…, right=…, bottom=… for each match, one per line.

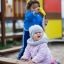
left=1, top=0, right=6, bottom=45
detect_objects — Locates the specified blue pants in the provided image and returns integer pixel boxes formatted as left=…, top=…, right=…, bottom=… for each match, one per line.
left=17, top=31, right=30, bottom=60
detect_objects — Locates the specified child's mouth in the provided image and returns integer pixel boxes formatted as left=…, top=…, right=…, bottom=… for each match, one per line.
left=38, top=36, right=41, bottom=38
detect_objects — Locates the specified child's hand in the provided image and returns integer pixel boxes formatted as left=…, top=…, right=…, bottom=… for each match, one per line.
left=34, top=7, right=40, bottom=13
left=21, top=56, right=28, bottom=61
left=28, top=60, right=33, bottom=64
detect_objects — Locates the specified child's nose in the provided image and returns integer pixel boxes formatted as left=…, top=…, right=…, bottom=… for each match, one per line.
left=37, top=32, right=41, bottom=35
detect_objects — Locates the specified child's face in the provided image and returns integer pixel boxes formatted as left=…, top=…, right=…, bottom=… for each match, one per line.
left=30, top=3, right=39, bottom=11
left=32, top=32, right=43, bottom=41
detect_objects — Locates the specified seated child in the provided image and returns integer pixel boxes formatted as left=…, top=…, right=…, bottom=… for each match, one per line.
left=21, top=25, right=57, bottom=64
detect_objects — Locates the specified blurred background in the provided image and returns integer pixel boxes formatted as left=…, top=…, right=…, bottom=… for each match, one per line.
left=0, top=0, right=64, bottom=46
left=0, top=0, right=64, bottom=64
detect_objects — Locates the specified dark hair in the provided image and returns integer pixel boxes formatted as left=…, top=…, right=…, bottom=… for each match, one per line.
left=27, top=1, right=40, bottom=10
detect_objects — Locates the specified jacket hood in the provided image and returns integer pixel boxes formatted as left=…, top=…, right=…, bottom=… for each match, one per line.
left=27, top=33, right=48, bottom=46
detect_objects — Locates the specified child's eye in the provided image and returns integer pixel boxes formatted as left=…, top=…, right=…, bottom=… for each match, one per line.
left=35, top=32, right=38, bottom=34
left=35, top=32, right=41, bottom=34
left=38, top=32, right=41, bottom=33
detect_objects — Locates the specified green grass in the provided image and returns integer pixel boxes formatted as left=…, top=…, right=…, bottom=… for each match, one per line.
left=0, top=44, right=12, bottom=50
left=0, top=40, right=21, bottom=50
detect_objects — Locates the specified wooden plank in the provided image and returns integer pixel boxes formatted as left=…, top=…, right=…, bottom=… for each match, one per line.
left=62, top=32, right=64, bottom=36
left=44, top=0, right=61, bottom=13
left=45, top=19, right=62, bottom=39
left=45, top=13, right=61, bottom=19
left=49, top=39, right=64, bottom=42
left=0, top=46, right=21, bottom=54
left=1, top=0, right=6, bottom=45
left=0, top=33, right=1, bottom=37
left=0, top=32, right=23, bottom=38
left=0, top=57, right=31, bottom=64
left=0, top=57, right=18, bottom=64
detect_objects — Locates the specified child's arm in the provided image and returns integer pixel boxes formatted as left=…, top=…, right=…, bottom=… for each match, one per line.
left=39, top=7, right=46, bottom=16
left=32, top=44, right=47, bottom=63
left=21, top=44, right=31, bottom=60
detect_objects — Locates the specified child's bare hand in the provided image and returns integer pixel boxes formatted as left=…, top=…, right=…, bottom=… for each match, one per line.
left=21, top=56, right=28, bottom=61
left=34, top=7, right=40, bottom=13
left=28, top=60, right=33, bottom=64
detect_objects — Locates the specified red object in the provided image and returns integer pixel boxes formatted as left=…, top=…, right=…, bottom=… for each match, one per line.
left=44, top=0, right=61, bottom=13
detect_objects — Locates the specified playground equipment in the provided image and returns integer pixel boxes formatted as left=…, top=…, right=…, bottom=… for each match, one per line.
left=44, top=0, right=62, bottom=39
left=0, top=0, right=26, bottom=45
left=0, top=0, right=64, bottom=45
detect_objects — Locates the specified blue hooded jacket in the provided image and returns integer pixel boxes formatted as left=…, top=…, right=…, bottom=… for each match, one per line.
left=24, top=10, right=43, bottom=31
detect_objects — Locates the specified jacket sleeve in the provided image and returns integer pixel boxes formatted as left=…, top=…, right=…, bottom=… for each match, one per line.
left=22, top=44, right=31, bottom=60
left=39, top=7, right=46, bottom=16
left=32, top=44, right=47, bottom=63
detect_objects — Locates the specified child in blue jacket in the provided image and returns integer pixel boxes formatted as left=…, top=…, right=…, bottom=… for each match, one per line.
left=17, top=0, right=45, bottom=60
